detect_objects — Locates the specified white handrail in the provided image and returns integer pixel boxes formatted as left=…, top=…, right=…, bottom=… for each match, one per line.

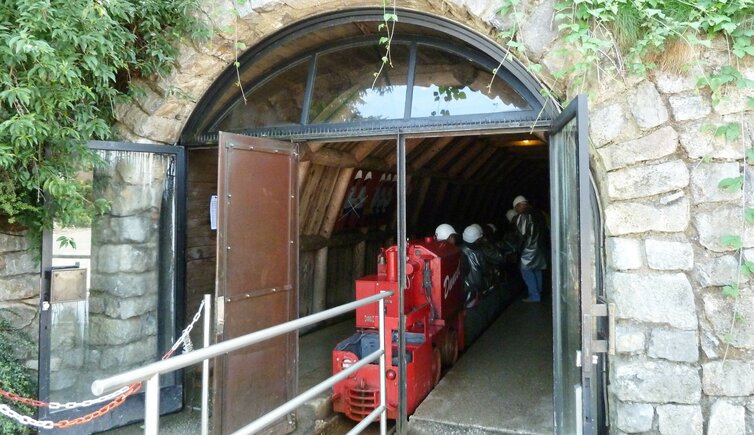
left=91, top=290, right=393, bottom=435
left=232, top=347, right=383, bottom=435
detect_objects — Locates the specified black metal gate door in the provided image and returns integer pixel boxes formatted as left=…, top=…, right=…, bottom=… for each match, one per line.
left=39, top=140, right=185, bottom=433
left=550, top=95, right=608, bottom=434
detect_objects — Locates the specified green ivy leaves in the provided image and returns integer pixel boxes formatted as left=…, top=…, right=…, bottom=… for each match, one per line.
left=720, top=235, right=743, bottom=250
left=718, top=176, right=743, bottom=192
left=0, top=0, right=207, bottom=235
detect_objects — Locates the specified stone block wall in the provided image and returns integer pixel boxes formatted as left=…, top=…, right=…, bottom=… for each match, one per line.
left=0, top=228, right=38, bottom=365
left=0, top=0, right=753, bottom=432
left=592, top=62, right=754, bottom=432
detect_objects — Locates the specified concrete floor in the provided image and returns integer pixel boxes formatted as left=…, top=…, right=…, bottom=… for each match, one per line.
left=408, top=299, right=554, bottom=435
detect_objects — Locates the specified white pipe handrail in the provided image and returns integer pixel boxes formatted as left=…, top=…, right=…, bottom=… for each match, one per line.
left=91, top=291, right=392, bottom=396
left=91, top=290, right=394, bottom=435
left=232, top=347, right=383, bottom=435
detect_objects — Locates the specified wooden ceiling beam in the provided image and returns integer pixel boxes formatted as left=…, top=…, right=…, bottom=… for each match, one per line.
left=426, top=136, right=472, bottom=173
left=474, top=152, right=512, bottom=182
left=409, top=136, right=454, bottom=170
left=447, top=142, right=488, bottom=178
left=461, top=146, right=499, bottom=180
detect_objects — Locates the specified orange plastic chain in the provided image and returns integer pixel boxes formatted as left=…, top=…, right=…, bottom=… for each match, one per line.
left=53, top=383, right=141, bottom=428
left=0, top=389, right=48, bottom=407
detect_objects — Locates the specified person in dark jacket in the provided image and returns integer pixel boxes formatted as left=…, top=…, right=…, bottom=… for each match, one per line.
left=460, top=224, right=506, bottom=307
left=460, top=224, right=486, bottom=308
left=512, top=195, right=548, bottom=303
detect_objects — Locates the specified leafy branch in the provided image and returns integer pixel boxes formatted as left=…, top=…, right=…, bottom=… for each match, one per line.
left=372, top=0, right=398, bottom=88
left=0, top=0, right=208, bottom=239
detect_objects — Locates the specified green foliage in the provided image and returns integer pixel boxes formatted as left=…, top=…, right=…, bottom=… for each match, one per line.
left=373, top=0, right=397, bottom=86
left=0, top=0, right=207, bottom=238
left=741, top=261, right=754, bottom=278
left=0, top=319, right=35, bottom=435
left=745, top=207, right=754, bottom=224
left=720, top=234, right=742, bottom=250
left=718, top=176, right=743, bottom=192
left=722, top=284, right=740, bottom=298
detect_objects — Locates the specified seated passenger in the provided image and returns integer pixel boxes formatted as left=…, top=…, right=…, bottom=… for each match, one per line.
left=435, top=223, right=460, bottom=246
left=460, top=224, right=488, bottom=307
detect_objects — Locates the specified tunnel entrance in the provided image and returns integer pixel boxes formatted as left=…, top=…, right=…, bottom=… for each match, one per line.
left=180, top=8, right=606, bottom=435
left=291, top=130, right=554, bottom=435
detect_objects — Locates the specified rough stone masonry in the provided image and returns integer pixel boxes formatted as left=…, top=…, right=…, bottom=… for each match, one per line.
left=1, top=0, right=753, bottom=433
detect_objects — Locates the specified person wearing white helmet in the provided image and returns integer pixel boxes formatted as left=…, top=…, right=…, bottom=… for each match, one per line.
left=435, top=223, right=457, bottom=242
left=460, top=224, right=485, bottom=308
left=512, top=195, right=548, bottom=303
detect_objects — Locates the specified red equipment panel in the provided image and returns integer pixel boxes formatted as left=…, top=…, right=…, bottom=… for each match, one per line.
left=334, top=237, right=466, bottom=421
left=355, top=238, right=464, bottom=330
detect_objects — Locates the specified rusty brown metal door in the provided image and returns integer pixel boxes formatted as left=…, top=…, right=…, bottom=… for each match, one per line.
left=213, top=132, right=298, bottom=434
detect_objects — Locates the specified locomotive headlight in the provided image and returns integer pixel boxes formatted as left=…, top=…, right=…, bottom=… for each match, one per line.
left=341, top=358, right=354, bottom=369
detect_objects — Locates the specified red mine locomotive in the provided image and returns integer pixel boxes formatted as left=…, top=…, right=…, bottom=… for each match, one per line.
left=332, top=237, right=466, bottom=421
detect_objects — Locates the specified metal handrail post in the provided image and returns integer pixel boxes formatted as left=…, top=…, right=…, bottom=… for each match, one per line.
left=201, top=294, right=211, bottom=435
left=144, top=373, right=160, bottom=435
left=378, top=291, right=387, bottom=435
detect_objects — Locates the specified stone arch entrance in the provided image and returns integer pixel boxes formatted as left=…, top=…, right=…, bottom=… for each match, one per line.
left=167, top=6, right=606, bottom=435
left=106, top=2, right=610, bottom=433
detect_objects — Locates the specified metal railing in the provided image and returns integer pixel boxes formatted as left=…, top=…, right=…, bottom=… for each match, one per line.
left=91, top=291, right=393, bottom=435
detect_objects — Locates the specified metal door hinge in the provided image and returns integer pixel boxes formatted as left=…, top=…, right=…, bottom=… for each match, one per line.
left=215, top=296, right=225, bottom=335
left=591, top=303, right=615, bottom=355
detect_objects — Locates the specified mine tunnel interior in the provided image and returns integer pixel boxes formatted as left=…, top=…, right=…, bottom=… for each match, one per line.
left=184, top=131, right=552, bottom=430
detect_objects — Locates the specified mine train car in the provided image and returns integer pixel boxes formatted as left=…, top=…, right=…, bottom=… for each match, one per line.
left=332, top=237, right=466, bottom=421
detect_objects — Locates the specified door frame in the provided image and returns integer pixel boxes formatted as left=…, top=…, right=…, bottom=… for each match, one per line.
left=200, top=111, right=603, bottom=433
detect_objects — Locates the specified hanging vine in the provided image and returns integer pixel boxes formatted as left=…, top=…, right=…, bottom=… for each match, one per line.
left=495, top=0, right=754, bottom=360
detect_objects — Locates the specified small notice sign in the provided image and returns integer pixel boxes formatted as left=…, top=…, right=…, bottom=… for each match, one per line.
left=210, top=194, right=218, bottom=230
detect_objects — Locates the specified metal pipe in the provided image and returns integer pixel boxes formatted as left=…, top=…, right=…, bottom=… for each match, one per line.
left=346, top=405, right=386, bottom=435
left=92, top=291, right=393, bottom=395
left=232, top=349, right=384, bottom=435
left=396, top=134, right=408, bottom=433
left=201, top=294, right=211, bottom=435
left=378, top=292, right=387, bottom=435
left=144, top=374, right=160, bottom=435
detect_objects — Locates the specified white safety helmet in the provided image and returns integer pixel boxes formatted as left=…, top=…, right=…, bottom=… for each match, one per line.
left=512, top=195, right=528, bottom=208
left=435, top=224, right=457, bottom=241
left=506, top=209, right=517, bottom=222
left=486, top=223, right=497, bottom=233
left=462, top=224, right=483, bottom=244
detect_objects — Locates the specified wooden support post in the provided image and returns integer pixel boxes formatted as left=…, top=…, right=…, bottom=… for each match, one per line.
left=320, top=167, right=355, bottom=238
left=298, top=161, right=311, bottom=190
left=313, top=247, right=329, bottom=313
left=299, top=164, right=326, bottom=234
left=306, top=167, right=341, bottom=235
